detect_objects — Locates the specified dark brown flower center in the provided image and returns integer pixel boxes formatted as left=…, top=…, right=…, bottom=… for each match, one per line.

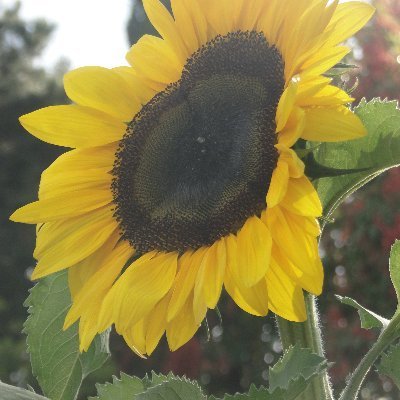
left=112, top=31, right=285, bottom=253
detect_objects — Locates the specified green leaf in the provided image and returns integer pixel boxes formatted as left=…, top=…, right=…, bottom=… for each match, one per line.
left=0, top=382, right=49, bottom=400
left=209, top=385, right=277, bottom=400
left=377, top=344, right=400, bottom=388
left=268, top=345, right=327, bottom=393
left=142, top=372, right=172, bottom=391
left=90, top=373, right=145, bottom=400
left=91, top=372, right=205, bottom=400
left=389, top=240, right=400, bottom=305
left=24, top=270, right=109, bottom=400
left=311, top=98, right=400, bottom=225
left=137, top=377, right=206, bottom=400
left=336, top=295, right=390, bottom=329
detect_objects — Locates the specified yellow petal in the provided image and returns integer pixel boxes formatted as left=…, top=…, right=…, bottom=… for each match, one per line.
left=281, top=176, right=322, bottom=217
left=265, top=207, right=322, bottom=278
left=123, top=319, right=148, bottom=358
left=143, top=0, right=187, bottom=63
left=67, top=232, right=120, bottom=299
left=266, top=161, right=289, bottom=208
left=224, top=234, right=239, bottom=285
left=236, top=0, right=268, bottom=32
left=296, top=76, right=332, bottom=100
left=257, top=0, right=286, bottom=46
left=19, top=105, right=125, bottom=148
left=289, top=213, right=321, bottom=237
left=195, top=240, right=226, bottom=310
left=40, top=144, right=117, bottom=176
left=32, top=207, right=118, bottom=279
left=106, top=252, right=178, bottom=331
left=276, top=79, right=299, bottom=132
left=276, top=145, right=305, bottom=178
left=192, top=286, right=208, bottom=326
left=64, top=238, right=134, bottom=329
left=64, top=67, right=141, bottom=122
left=38, top=144, right=115, bottom=200
left=170, top=0, right=201, bottom=54
left=167, top=248, right=204, bottom=322
left=200, top=0, right=236, bottom=36
left=282, top=0, right=338, bottom=77
left=297, top=84, right=353, bottom=107
left=167, top=293, right=200, bottom=351
left=113, top=66, right=158, bottom=105
left=39, top=169, right=111, bottom=201
left=236, top=216, right=272, bottom=288
left=277, top=106, right=306, bottom=148
left=97, top=250, right=157, bottom=333
left=326, top=2, right=375, bottom=46
left=146, top=292, right=171, bottom=355
left=266, top=262, right=306, bottom=322
left=271, top=244, right=323, bottom=296
left=79, top=315, right=101, bottom=352
left=127, top=35, right=182, bottom=84
left=224, top=262, right=269, bottom=316
left=302, top=106, right=366, bottom=142
left=174, top=0, right=208, bottom=48
left=11, top=189, right=112, bottom=223
left=300, top=46, right=350, bottom=78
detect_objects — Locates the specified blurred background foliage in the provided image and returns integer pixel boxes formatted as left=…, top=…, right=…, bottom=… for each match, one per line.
left=0, top=0, right=399, bottom=399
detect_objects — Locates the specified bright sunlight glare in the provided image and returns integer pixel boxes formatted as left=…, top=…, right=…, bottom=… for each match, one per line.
left=2, top=0, right=132, bottom=69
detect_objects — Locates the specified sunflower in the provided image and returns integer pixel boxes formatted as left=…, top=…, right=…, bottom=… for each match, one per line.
left=11, top=0, right=374, bottom=356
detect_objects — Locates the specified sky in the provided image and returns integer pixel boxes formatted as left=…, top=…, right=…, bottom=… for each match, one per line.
left=3, top=0, right=132, bottom=69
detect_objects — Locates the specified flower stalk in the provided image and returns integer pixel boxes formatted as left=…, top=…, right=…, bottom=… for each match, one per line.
left=276, top=293, right=334, bottom=400
left=339, top=310, right=400, bottom=400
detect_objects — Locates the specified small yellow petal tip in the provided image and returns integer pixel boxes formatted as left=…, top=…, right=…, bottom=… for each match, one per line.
left=30, top=265, right=48, bottom=281
left=9, top=210, right=20, bottom=223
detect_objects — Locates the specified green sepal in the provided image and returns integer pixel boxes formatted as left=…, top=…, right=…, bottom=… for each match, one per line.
left=304, top=152, right=370, bottom=180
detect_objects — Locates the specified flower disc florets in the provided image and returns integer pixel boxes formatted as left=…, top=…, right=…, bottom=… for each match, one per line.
left=113, top=31, right=285, bottom=253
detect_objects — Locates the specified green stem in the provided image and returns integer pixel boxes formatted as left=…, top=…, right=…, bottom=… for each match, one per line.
left=276, top=293, right=334, bottom=400
left=339, top=311, right=400, bottom=400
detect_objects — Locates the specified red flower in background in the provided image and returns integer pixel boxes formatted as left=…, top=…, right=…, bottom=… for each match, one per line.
left=354, top=0, right=400, bottom=100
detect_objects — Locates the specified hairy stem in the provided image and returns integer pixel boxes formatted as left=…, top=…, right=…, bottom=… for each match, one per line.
left=276, top=293, right=334, bottom=400
left=339, top=311, right=400, bottom=400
